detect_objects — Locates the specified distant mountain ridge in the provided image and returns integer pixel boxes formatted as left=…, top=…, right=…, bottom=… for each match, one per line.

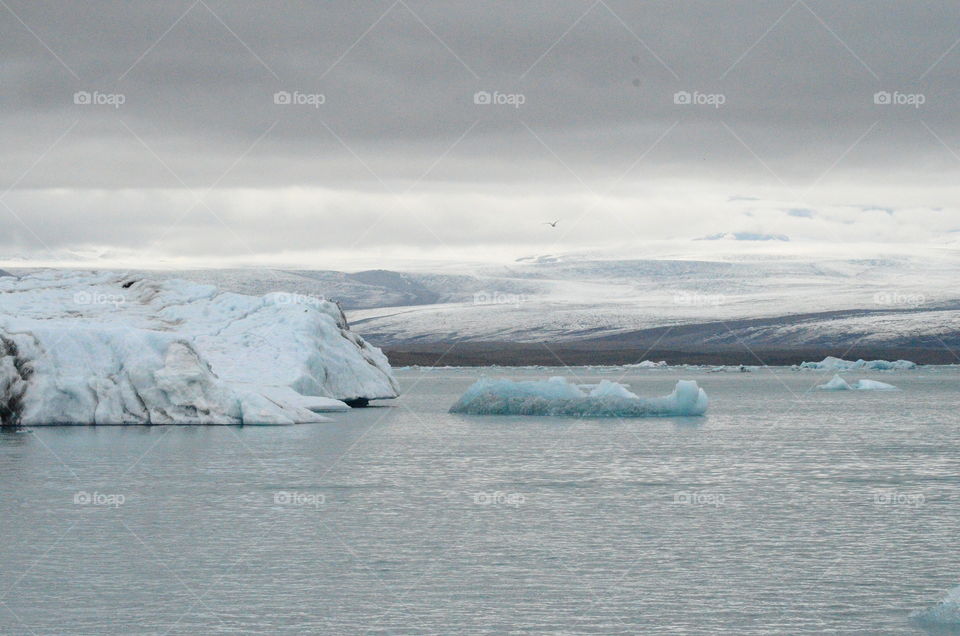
left=6, top=246, right=958, bottom=355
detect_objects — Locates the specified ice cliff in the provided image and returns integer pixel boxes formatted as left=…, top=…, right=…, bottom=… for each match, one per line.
left=0, top=271, right=398, bottom=425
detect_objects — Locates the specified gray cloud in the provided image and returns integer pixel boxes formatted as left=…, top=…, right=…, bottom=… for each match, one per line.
left=2, top=0, right=959, bottom=261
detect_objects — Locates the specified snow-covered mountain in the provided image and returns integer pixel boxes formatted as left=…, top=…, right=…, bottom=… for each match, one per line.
left=4, top=242, right=958, bottom=353
left=343, top=244, right=960, bottom=351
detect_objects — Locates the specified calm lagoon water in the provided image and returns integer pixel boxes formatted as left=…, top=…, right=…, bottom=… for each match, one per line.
left=1, top=366, right=958, bottom=635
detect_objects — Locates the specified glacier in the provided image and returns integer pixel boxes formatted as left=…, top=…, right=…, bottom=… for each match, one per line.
left=799, top=356, right=917, bottom=371
left=0, top=271, right=398, bottom=425
left=816, top=375, right=899, bottom=391
left=449, top=376, right=708, bottom=417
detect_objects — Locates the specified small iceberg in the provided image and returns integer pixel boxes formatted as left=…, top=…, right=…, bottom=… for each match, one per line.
left=800, top=356, right=916, bottom=371
left=625, top=360, right=668, bottom=369
left=911, top=585, right=960, bottom=626
left=817, top=375, right=899, bottom=391
left=854, top=379, right=900, bottom=391
left=449, top=377, right=708, bottom=417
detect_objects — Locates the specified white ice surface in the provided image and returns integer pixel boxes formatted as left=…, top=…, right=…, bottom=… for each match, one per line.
left=0, top=271, right=397, bottom=425
left=449, top=376, right=708, bottom=417
left=816, top=375, right=899, bottom=391
left=801, top=356, right=917, bottom=371
left=625, top=360, right=669, bottom=369
left=853, top=378, right=900, bottom=390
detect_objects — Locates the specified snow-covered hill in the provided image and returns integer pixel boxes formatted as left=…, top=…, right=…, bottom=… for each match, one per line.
left=4, top=242, right=957, bottom=351
left=346, top=246, right=960, bottom=348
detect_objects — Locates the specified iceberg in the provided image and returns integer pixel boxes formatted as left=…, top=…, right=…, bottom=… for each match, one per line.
left=449, top=376, right=708, bottom=417
left=817, top=375, right=853, bottom=391
left=816, top=375, right=899, bottom=391
left=854, top=379, right=899, bottom=391
left=0, top=271, right=398, bottom=425
left=625, top=360, right=668, bottom=369
left=799, top=356, right=916, bottom=370
left=911, top=585, right=960, bottom=626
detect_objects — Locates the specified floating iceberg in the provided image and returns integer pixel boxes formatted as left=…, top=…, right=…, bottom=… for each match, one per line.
left=816, top=375, right=899, bottom=391
left=449, top=376, right=708, bottom=417
left=0, top=271, right=398, bottom=425
left=799, top=356, right=916, bottom=370
left=707, top=365, right=756, bottom=373
left=911, top=585, right=960, bottom=626
left=854, top=379, right=900, bottom=391
left=625, top=360, right=668, bottom=369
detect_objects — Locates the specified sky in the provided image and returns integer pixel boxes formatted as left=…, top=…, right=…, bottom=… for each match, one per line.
left=2, top=0, right=960, bottom=268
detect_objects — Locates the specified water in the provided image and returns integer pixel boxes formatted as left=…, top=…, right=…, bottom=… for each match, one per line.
left=1, top=366, right=958, bottom=635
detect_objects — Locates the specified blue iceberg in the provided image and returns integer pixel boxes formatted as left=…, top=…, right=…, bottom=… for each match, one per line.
left=911, top=585, right=960, bottom=626
left=816, top=375, right=899, bottom=391
left=449, top=377, right=708, bottom=417
left=799, top=356, right=916, bottom=370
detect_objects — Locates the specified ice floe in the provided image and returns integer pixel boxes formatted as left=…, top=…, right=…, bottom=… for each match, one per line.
left=816, top=375, right=899, bottom=391
left=799, top=356, right=917, bottom=370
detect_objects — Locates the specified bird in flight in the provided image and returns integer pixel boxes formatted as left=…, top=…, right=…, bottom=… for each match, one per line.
left=544, top=220, right=560, bottom=228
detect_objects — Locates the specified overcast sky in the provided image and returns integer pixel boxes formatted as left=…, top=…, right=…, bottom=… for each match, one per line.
left=2, top=0, right=960, bottom=267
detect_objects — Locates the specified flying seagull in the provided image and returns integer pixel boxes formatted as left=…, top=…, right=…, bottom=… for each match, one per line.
left=544, top=220, right=560, bottom=228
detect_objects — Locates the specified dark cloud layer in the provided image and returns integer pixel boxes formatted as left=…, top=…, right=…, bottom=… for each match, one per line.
left=1, top=1, right=959, bottom=260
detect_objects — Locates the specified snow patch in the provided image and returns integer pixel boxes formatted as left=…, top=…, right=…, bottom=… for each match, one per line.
left=449, top=376, right=708, bottom=417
